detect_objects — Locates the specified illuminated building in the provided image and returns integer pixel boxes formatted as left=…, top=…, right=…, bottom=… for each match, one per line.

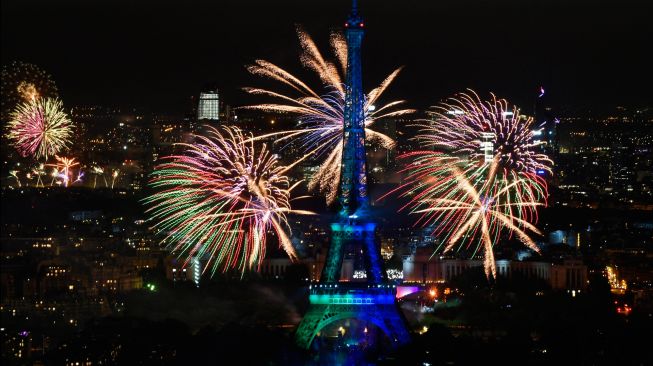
left=402, top=249, right=588, bottom=291
left=192, top=256, right=201, bottom=287
left=165, top=255, right=203, bottom=286
left=197, top=89, right=219, bottom=121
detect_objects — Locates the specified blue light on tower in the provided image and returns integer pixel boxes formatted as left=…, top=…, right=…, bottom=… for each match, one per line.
left=295, top=0, right=410, bottom=350
left=339, top=0, right=368, bottom=218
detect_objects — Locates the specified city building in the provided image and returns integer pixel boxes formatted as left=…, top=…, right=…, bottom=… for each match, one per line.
left=402, top=249, right=588, bottom=291
left=197, top=89, right=220, bottom=121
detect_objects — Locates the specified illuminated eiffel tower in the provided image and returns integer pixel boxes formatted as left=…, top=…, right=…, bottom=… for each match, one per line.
left=295, top=0, right=411, bottom=350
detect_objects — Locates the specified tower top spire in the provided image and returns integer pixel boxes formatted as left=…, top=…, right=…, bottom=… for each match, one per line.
left=346, top=0, right=363, bottom=29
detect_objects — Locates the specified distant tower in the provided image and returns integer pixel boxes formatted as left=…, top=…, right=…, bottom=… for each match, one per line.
left=534, top=86, right=558, bottom=157
left=197, top=89, right=220, bottom=121
left=295, top=0, right=411, bottom=350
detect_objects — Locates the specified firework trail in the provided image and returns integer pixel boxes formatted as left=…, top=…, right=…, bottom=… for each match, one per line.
left=9, top=170, right=21, bottom=188
left=388, top=91, right=552, bottom=278
left=144, top=126, right=313, bottom=275
left=91, top=166, right=106, bottom=188
left=32, top=164, right=46, bottom=187
left=49, top=167, right=59, bottom=186
left=7, top=97, right=73, bottom=159
left=74, top=171, right=84, bottom=185
left=111, top=169, right=119, bottom=189
left=243, top=27, right=414, bottom=204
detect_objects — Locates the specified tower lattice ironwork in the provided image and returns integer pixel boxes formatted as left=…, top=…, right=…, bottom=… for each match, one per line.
left=295, top=0, right=411, bottom=350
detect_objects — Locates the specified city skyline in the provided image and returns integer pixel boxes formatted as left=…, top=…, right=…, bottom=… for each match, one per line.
left=2, top=0, right=652, bottom=113
left=1, top=0, right=652, bottom=364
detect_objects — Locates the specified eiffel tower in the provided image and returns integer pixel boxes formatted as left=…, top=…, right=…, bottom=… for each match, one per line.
left=295, top=0, right=411, bottom=350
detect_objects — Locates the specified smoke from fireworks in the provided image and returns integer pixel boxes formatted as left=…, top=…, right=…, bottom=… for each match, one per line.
left=243, top=27, right=414, bottom=204
left=17, top=82, right=39, bottom=101
left=389, top=91, right=552, bottom=278
left=144, top=126, right=312, bottom=275
left=7, top=97, right=73, bottom=159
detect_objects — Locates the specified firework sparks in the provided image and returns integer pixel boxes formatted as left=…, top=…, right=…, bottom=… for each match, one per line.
left=243, top=27, right=414, bottom=204
left=7, top=97, right=73, bottom=159
left=388, top=91, right=552, bottom=278
left=144, top=126, right=312, bottom=275
left=47, top=156, right=80, bottom=187
left=1, top=61, right=59, bottom=121
left=17, top=81, right=39, bottom=101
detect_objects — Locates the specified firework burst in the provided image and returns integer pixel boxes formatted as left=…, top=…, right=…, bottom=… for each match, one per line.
left=414, top=90, right=551, bottom=224
left=144, top=126, right=312, bottom=275
left=395, top=155, right=544, bottom=278
left=7, top=97, right=73, bottom=159
left=243, top=27, right=414, bottom=204
left=423, top=89, right=552, bottom=174
left=389, top=91, right=552, bottom=278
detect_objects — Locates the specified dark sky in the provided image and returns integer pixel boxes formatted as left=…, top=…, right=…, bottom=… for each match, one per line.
left=2, top=0, right=651, bottom=114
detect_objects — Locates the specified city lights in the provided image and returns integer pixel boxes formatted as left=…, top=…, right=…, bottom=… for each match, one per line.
left=1, top=0, right=650, bottom=364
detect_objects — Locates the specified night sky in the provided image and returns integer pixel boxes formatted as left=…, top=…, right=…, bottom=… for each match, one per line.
left=2, top=0, right=651, bottom=114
